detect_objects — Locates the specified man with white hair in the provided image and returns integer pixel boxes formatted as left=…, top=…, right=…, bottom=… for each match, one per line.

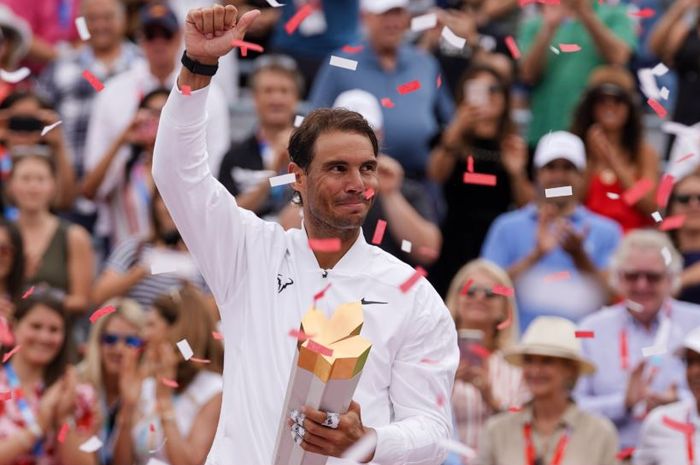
left=575, top=230, right=700, bottom=454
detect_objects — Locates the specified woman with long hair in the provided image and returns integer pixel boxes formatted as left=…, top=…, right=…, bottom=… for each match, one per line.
left=428, top=64, right=533, bottom=296
left=78, top=297, right=145, bottom=465
left=666, top=172, right=700, bottom=304
left=571, top=66, right=659, bottom=232
left=112, top=283, right=223, bottom=465
left=0, top=286, right=100, bottom=465
left=446, top=259, right=529, bottom=457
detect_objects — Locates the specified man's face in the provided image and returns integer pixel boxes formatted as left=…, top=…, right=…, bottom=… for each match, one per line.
left=363, top=8, right=410, bottom=53
left=253, top=70, right=298, bottom=128
left=617, top=246, right=672, bottom=317
left=536, top=159, right=582, bottom=206
left=84, top=0, right=125, bottom=52
left=139, top=25, right=180, bottom=70
left=686, top=349, right=700, bottom=401
left=293, top=131, right=378, bottom=232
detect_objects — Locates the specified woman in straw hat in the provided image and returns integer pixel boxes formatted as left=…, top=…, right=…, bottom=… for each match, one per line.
left=476, top=316, right=619, bottom=465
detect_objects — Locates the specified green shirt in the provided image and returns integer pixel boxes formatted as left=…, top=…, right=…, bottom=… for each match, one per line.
left=518, top=3, right=637, bottom=146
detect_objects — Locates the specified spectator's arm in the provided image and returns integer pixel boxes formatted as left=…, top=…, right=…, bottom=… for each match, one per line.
left=159, top=394, right=222, bottom=465
left=112, top=402, right=136, bottom=465
left=50, top=131, right=78, bottom=210
left=27, top=37, right=57, bottom=64
left=648, top=0, right=694, bottom=65
left=611, top=144, right=658, bottom=216
left=480, top=0, right=518, bottom=22
left=0, top=430, right=52, bottom=465
left=91, top=267, right=149, bottom=307
left=520, top=22, right=558, bottom=85
left=577, top=4, right=632, bottom=66
left=427, top=144, right=459, bottom=184
left=81, top=129, right=128, bottom=200
left=63, top=224, right=94, bottom=314
left=57, top=429, right=98, bottom=465
left=506, top=248, right=543, bottom=281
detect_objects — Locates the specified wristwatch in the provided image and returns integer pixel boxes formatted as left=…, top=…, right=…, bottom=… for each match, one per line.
left=181, top=51, right=218, bottom=76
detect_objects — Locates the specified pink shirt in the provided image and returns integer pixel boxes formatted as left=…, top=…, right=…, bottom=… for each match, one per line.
left=4, top=0, right=79, bottom=44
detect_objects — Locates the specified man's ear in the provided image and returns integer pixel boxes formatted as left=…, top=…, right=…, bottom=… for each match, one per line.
left=289, top=162, right=304, bottom=190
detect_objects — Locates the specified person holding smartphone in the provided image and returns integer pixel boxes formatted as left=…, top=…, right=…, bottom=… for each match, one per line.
left=445, top=259, right=530, bottom=459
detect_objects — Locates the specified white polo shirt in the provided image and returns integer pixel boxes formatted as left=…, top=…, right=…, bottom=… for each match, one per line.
left=152, top=84, right=459, bottom=465
left=634, top=399, right=700, bottom=465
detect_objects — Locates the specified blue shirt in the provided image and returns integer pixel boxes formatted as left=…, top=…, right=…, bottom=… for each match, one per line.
left=574, top=299, right=700, bottom=449
left=270, top=0, right=360, bottom=59
left=309, top=41, right=454, bottom=177
left=481, top=204, right=622, bottom=330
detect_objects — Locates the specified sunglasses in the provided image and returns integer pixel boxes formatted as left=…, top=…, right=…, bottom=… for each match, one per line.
left=593, top=93, right=626, bottom=105
left=101, top=332, right=144, bottom=348
left=464, top=285, right=501, bottom=299
left=673, top=194, right=700, bottom=205
left=143, top=27, right=175, bottom=42
left=620, top=270, right=665, bottom=284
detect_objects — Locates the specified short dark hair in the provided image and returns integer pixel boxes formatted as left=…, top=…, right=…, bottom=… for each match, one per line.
left=249, top=54, right=304, bottom=96
left=288, top=108, right=379, bottom=205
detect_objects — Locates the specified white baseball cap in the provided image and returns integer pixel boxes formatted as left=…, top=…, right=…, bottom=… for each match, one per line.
left=533, top=131, right=586, bottom=171
left=676, top=326, right=700, bottom=358
left=333, top=89, right=383, bottom=131
left=361, top=0, right=409, bottom=14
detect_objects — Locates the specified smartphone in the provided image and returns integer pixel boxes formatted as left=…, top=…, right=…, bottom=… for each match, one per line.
left=458, top=329, right=485, bottom=367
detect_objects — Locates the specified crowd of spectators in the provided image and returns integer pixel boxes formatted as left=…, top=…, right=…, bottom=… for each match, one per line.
left=0, top=0, right=699, bottom=463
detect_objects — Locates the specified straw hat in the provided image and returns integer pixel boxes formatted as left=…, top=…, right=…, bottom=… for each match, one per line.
left=503, top=316, right=596, bottom=375
left=587, top=65, right=636, bottom=95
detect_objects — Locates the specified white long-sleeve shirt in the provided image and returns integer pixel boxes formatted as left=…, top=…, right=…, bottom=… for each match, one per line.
left=634, top=399, right=700, bottom=465
left=152, top=84, right=459, bottom=465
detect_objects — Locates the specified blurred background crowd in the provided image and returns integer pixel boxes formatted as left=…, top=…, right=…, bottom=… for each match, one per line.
left=0, top=0, right=698, bottom=463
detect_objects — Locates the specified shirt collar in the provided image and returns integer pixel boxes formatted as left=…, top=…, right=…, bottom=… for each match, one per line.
left=359, top=39, right=412, bottom=73
left=294, top=221, right=370, bottom=274
left=520, top=401, right=579, bottom=429
left=622, top=298, right=673, bottom=330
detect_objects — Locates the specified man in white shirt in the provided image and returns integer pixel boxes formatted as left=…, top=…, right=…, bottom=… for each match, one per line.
left=634, top=326, right=700, bottom=465
left=152, top=5, right=458, bottom=465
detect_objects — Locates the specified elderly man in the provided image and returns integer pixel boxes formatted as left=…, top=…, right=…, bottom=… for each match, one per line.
left=575, top=230, right=700, bottom=452
left=634, top=325, right=700, bottom=465
left=309, top=0, right=453, bottom=181
left=150, top=4, right=458, bottom=465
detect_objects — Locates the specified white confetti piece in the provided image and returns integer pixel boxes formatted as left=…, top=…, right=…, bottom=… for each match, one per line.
left=606, top=192, right=620, bottom=200
left=294, top=115, right=304, bottom=128
left=150, top=261, right=178, bottom=275
left=269, top=173, right=296, bottom=187
left=79, top=436, right=103, bottom=453
left=75, top=16, right=91, bottom=41
left=411, top=13, right=437, bottom=32
left=661, top=121, right=700, bottom=137
left=661, top=246, right=672, bottom=266
left=441, top=26, right=466, bottom=49
left=652, top=62, right=669, bottom=76
left=176, top=339, right=193, bottom=361
left=148, top=438, right=168, bottom=454
left=642, top=345, right=667, bottom=357
left=638, top=68, right=660, bottom=100
left=545, top=186, right=573, bottom=198
left=329, top=55, right=358, bottom=71
left=265, top=0, right=285, bottom=6
left=659, top=86, right=670, bottom=100
left=41, top=120, right=62, bottom=137
left=550, top=45, right=560, bottom=55
left=651, top=211, right=662, bottom=223
left=437, top=438, right=476, bottom=459
left=401, top=240, right=412, bottom=253
left=626, top=300, right=644, bottom=313
left=0, top=67, right=30, bottom=84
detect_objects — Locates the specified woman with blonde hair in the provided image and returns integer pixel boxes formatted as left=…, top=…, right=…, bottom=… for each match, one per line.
left=78, top=297, right=145, bottom=465
left=113, top=283, right=223, bottom=465
left=446, top=259, right=530, bottom=458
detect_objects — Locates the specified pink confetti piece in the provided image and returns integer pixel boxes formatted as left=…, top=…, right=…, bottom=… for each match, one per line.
left=463, top=172, right=497, bottom=186
left=622, top=178, right=654, bottom=205
left=543, top=270, right=571, bottom=282
left=559, top=43, right=581, bottom=53
left=159, top=377, right=178, bottom=388
left=58, top=422, right=69, bottom=443
left=660, top=214, right=686, bottom=231
left=0, top=391, right=11, bottom=401
left=149, top=423, right=155, bottom=432
left=364, top=187, right=375, bottom=200
left=505, top=36, right=521, bottom=59
left=508, top=405, right=523, bottom=412
left=662, top=415, right=694, bottom=435
left=397, top=80, right=421, bottom=95
left=82, top=70, right=104, bottom=92
left=629, top=8, right=655, bottom=18
left=417, top=246, right=439, bottom=261
left=420, top=358, right=439, bottom=364
left=289, top=329, right=313, bottom=341
left=656, top=174, right=674, bottom=208
left=647, top=98, right=667, bottom=118
left=212, top=331, right=223, bottom=340
left=306, top=340, right=333, bottom=357
left=308, top=238, right=341, bottom=252
left=285, top=4, right=314, bottom=35
left=89, top=305, right=116, bottom=324
left=0, top=318, right=13, bottom=346
left=181, top=85, right=191, bottom=96
left=22, top=286, right=34, bottom=299
left=436, top=74, right=442, bottom=88
left=575, top=330, right=595, bottom=338
left=492, top=285, right=514, bottom=297
left=371, top=219, right=387, bottom=245
left=676, top=153, right=695, bottom=164
left=313, top=283, right=332, bottom=302
left=399, top=266, right=427, bottom=293
left=190, top=357, right=211, bottom=364
left=2, top=345, right=20, bottom=363
left=341, top=44, right=364, bottom=54
left=616, top=448, right=636, bottom=461
left=469, top=344, right=491, bottom=359
left=459, top=279, right=474, bottom=296
left=467, top=156, right=474, bottom=173
left=436, top=393, right=445, bottom=407
left=231, top=39, right=264, bottom=57
left=380, top=98, right=395, bottom=108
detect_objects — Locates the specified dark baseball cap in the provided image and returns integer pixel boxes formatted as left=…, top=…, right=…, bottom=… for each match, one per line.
left=139, top=2, right=180, bottom=34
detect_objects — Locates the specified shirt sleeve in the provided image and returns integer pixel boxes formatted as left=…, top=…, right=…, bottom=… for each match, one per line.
left=105, top=238, right=140, bottom=274
left=371, top=284, right=459, bottom=465
left=592, top=222, right=622, bottom=269
left=517, top=17, right=541, bottom=57
left=203, top=82, right=231, bottom=176
left=480, top=217, right=510, bottom=268
left=151, top=84, right=282, bottom=309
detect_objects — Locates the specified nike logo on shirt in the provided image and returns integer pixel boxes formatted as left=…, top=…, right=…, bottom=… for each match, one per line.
left=361, top=298, right=388, bottom=305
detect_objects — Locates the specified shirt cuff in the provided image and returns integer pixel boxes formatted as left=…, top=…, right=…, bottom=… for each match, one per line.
left=163, top=82, right=210, bottom=128
left=372, top=424, right=406, bottom=464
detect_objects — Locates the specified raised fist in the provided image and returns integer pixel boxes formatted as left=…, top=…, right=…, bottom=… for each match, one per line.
left=184, top=4, right=260, bottom=65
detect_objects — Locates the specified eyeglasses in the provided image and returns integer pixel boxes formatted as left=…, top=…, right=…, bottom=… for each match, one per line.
left=673, top=194, right=700, bottom=205
left=101, top=332, right=144, bottom=348
left=252, top=54, right=299, bottom=73
left=143, top=27, right=175, bottom=42
left=464, top=285, right=501, bottom=299
left=620, top=270, right=666, bottom=284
